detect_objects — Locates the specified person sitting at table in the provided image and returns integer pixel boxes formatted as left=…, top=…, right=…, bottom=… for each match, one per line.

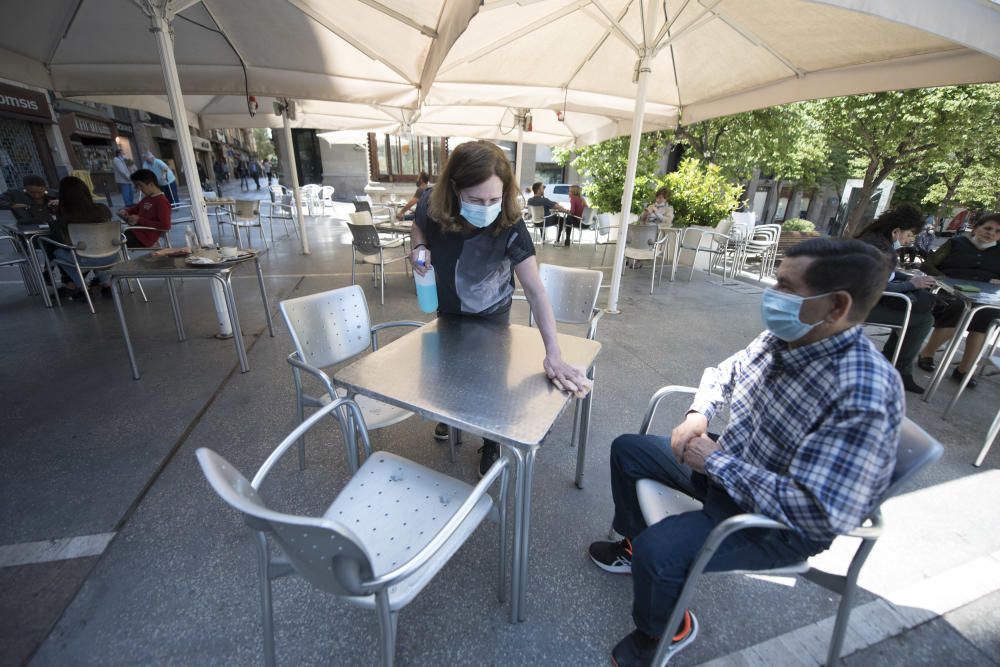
left=118, top=169, right=172, bottom=248
left=917, top=212, right=1000, bottom=388
left=0, top=174, right=57, bottom=225
left=639, top=186, right=674, bottom=226
left=557, top=184, right=587, bottom=247
left=526, top=181, right=569, bottom=242
left=587, top=238, right=902, bottom=667
left=409, top=140, right=592, bottom=475
left=51, top=176, right=119, bottom=299
left=396, top=170, right=430, bottom=221
left=855, top=203, right=937, bottom=394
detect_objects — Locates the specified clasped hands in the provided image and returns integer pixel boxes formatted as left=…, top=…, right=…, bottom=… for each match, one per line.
left=670, top=412, right=719, bottom=473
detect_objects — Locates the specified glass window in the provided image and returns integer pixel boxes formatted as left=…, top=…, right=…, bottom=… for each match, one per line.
left=368, top=133, right=447, bottom=183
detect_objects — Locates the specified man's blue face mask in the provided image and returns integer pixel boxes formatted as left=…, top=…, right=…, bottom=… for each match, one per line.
left=760, top=288, right=833, bottom=342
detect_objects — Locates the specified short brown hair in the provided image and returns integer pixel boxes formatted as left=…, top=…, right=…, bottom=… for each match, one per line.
left=655, top=186, right=670, bottom=199
left=785, top=238, right=890, bottom=321
left=429, top=141, right=520, bottom=234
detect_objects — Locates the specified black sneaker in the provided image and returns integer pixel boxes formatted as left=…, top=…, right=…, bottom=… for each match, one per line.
left=478, top=440, right=500, bottom=478
left=900, top=374, right=925, bottom=394
left=611, top=611, right=698, bottom=667
left=917, top=356, right=936, bottom=372
left=952, top=368, right=978, bottom=389
left=433, top=423, right=449, bottom=441
left=588, top=537, right=632, bottom=574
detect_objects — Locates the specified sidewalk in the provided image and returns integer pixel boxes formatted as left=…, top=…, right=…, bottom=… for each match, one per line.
left=1, top=199, right=998, bottom=666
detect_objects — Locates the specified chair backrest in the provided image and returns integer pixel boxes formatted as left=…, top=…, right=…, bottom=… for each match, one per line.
left=353, top=199, right=373, bottom=214
left=883, top=418, right=943, bottom=501
left=347, top=222, right=384, bottom=255
left=581, top=207, right=596, bottom=228
left=196, top=446, right=373, bottom=597
left=268, top=184, right=286, bottom=202
left=348, top=211, right=375, bottom=226
left=714, top=216, right=735, bottom=237
left=67, top=222, right=121, bottom=258
left=320, top=185, right=335, bottom=200
left=538, top=263, right=602, bottom=325
left=279, top=284, right=373, bottom=368
left=626, top=223, right=660, bottom=249
left=529, top=205, right=546, bottom=226
left=733, top=211, right=756, bottom=228
left=729, top=220, right=753, bottom=242
left=234, top=200, right=260, bottom=218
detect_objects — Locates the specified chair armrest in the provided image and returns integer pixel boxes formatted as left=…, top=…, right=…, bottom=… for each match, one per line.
left=36, top=236, right=76, bottom=251
left=361, top=455, right=510, bottom=591
left=639, top=385, right=698, bottom=435
left=286, top=351, right=337, bottom=398
left=370, top=320, right=424, bottom=350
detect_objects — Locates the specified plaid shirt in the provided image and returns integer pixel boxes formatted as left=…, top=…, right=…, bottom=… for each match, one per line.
left=692, top=326, right=903, bottom=542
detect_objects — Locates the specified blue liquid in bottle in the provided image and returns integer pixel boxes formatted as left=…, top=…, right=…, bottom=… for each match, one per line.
left=414, top=259, right=438, bottom=313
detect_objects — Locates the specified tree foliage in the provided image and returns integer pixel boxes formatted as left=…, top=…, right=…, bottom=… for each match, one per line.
left=661, top=158, right=744, bottom=228
left=253, top=128, right=276, bottom=162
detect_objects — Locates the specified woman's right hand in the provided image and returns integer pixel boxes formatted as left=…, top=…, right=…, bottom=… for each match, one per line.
left=411, top=247, right=431, bottom=276
left=910, top=275, right=937, bottom=290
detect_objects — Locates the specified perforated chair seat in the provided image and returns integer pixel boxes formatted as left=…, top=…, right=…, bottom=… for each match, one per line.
left=323, top=451, right=493, bottom=611
left=317, top=391, right=412, bottom=430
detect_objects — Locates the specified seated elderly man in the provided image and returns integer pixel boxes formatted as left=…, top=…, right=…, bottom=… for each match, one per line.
left=0, top=174, right=56, bottom=224
left=588, top=238, right=903, bottom=667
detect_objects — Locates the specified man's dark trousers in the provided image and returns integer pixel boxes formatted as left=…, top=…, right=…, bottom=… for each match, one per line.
left=609, top=434, right=829, bottom=638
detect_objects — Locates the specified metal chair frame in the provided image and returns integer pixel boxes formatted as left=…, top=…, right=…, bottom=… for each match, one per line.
left=633, top=385, right=942, bottom=667
left=736, top=223, right=782, bottom=281
left=346, top=222, right=409, bottom=305
left=589, top=212, right=619, bottom=268
left=279, top=285, right=423, bottom=470
left=264, top=190, right=299, bottom=244
left=0, top=234, right=36, bottom=298
left=38, top=221, right=125, bottom=314
left=943, top=318, right=1000, bottom=466
left=675, top=217, right=738, bottom=282
left=196, top=396, right=510, bottom=667
left=217, top=199, right=268, bottom=250
left=319, top=185, right=336, bottom=214
left=863, top=291, right=913, bottom=367
left=624, top=223, right=670, bottom=294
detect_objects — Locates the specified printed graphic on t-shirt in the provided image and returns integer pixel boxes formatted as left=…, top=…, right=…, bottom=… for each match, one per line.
left=455, top=232, right=515, bottom=315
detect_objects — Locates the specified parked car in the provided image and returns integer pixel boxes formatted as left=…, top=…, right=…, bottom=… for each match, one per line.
left=545, top=183, right=571, bottom=204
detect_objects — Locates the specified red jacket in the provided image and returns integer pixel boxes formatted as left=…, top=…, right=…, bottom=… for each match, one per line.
left=125, top=193, right=171, bottom=246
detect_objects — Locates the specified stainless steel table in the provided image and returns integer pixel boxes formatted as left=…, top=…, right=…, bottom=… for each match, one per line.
left=334, top=316, right=601, bottom=622
left=108, top=252, right=275, bottom=379
left=923, top=277, right=1000, bottom=401
left=2, top=222, right=52, bottom=307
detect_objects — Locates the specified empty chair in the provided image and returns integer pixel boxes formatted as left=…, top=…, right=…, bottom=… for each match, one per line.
left=264, top=187, right=298, bottom=243
left=675, top=216, right=737, bottom=282
left=708, top=217, right=753, bottom=282
left=196, top=396, right=509, bottom=667
left=624, top=223, right=668, bottom=294
left=0, top=234, right=36, bottom=299
left=319, top=185, right=336, bottom=214
left=39, top=221, right=124, bottom=314
left=279, top=285, right=421, bottom=469
left=590, top=212, right=620, bottom=268
left=217, top=199, right=267, bottom=250
left=299, top=184, right=321, bottom=216
left=353, top=196, right=392, bottom=223
left=738, top=223, right=781, bottom=280
left=631, top=386, right=942, bottom=667
left=346, top=222, right=409, bottom=305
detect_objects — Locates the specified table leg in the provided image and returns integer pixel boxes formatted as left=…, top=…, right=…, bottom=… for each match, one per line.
left=575, top=365, right=596, bottom=489
left=165, top=278, right=186, bottom=341
left=253, top=258, right=275, bottom=337
left=508, top=445, right=526, bottom=623
left=111, top=277, right=140, bottom=380
left=515, top=445, right=538, bottom=622
left=923, top=304, right=974, bottom=402
left=218, top=274, right=250, bottom=373
left=28, top=235, right=52, bottom=307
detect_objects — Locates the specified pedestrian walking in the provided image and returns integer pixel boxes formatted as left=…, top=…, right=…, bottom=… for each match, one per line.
left=237, top=160, right=249, bottom=191
left=141, top=151, right=178, bottom=204
left=249, top=158, right=260, bottom=190
left=112, top=149, right=134, bottom=206
left=263, top=159, right=272, bottom=185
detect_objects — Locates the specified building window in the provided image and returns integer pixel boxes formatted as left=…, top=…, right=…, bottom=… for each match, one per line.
left=367, top=133, right=446, bottom=183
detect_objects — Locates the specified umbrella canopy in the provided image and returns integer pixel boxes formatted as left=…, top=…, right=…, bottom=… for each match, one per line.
left=0, top=0, right=480, bottom=106
left=429, top=0, right=1000, bottom=123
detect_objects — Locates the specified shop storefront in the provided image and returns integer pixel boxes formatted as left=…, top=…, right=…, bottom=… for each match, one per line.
left=58, top=105, right=117, bottom=195
left=0, top=81, right=59, bottom=191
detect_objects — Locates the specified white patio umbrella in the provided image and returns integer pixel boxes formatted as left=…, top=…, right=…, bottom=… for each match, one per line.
left=429, top=0, right=1000, bottom=312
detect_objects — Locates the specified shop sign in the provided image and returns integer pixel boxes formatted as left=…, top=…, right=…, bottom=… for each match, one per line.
left=115, top=121, right=134, bottom=135
left=0, top=82, right=53, bottom=121
left=191, top=136, right=211, bottom=151
left=74, top=115, right=112, bottom=137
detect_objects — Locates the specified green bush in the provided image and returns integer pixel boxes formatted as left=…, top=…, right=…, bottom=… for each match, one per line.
left=661, top=158, right=744, bottom=228
left=780, top=218, right=816, bottom=232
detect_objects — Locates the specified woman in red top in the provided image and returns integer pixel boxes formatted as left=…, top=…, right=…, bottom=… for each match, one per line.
left=118, top=168, right=171, bottom=247
left=559, top=184, right=587, bottom=247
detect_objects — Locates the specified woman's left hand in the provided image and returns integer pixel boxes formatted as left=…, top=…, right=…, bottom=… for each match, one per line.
left=543, top=355, right=593, bottom=398
left=991, top=279, right=1000, bottom=285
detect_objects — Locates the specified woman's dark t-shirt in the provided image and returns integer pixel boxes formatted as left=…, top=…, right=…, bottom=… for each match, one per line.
left=414, top=190, right=536, bottom=321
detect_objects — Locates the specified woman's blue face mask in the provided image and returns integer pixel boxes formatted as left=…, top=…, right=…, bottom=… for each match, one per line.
left=760, top=288, right=833, bottom=342
left=460, top=199, right=502, bottom=228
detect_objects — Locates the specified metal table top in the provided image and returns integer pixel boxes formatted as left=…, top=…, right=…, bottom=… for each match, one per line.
left=334, top=316, right=602, bottom=448
left=109, top=253, right=258, bottom=278
left=937, top=277, right=1000, bottom=305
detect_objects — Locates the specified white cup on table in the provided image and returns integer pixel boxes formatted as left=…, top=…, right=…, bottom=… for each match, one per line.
left=220, top=246, right=239, bottom=259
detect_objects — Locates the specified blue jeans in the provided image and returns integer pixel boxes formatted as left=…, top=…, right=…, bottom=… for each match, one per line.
left=608, top=434, right=829, bottom=637
left=53, top=248, right=118, bottom=289
left=118, top=182, right=135, bottom=206
left=164, top=181, right=179, bottom=204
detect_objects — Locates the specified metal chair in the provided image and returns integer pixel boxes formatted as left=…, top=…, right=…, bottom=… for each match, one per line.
left=590, top=212, right=620, bottom=268
left=528, top=204, right=559, bottom=245
left=572, top=206, right=597, bottom=244
left=39, top=221, right=124, bottom=314
left=943, top=319, right=1000, bottom=466
left=195, top=396, right=510, bottom=667
left=346, top=222, right=409, bottom=305
left=217, top=199, right=268, bottom=250
left=863, top=291, right=913, bottom=367
left=279, top=285, right=421, bottom=469
left=674, top=217, right=737, bottom=282
left=353, top=196, right=392, bottom=224
left=0, top=234, right=37, bottom=298
left=708, top=217, right=753, bottom=282
left=632, top=385, right=943, bottom=667
left=300, top=184, right=321, bottom=216
left=319, top=185, right=336, bottom=214
left=737, top=223, right=781, bottom=281
left=624, top=223, right=669, bottom=294
left=264, top=187, right=298, bottom=244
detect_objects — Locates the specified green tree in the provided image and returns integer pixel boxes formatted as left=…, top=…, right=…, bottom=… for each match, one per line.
left=555, top=132, right=670, bottom=213
left=661, top=158, right=744, bottom=228
left=252, top=128, right=276, bottom=162
left=816, top=87, right=978, bottom=237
